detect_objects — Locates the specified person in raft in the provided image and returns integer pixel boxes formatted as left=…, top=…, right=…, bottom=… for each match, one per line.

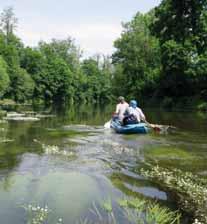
left=114, top=96, right=129, bottom=122
left=123, top=100, right=146, bottom=125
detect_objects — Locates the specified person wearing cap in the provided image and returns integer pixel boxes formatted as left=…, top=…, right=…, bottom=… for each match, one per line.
left=124, top=100, right=146, bottom=124
left=115, top=96, right=129, bottom=121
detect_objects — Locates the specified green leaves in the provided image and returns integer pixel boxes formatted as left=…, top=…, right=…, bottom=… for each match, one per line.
left=0, top=56, right=9, bottom=98
left=112, top=12, right=161, bottom=98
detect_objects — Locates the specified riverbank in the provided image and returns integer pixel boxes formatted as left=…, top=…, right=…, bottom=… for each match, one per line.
left=142, top=96, right=207, bottom=112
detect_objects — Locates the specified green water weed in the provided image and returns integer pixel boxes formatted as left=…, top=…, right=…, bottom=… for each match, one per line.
left=141, top=166, right=207, bottom=223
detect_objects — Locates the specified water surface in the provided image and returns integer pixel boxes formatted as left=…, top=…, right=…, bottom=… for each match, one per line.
left=0, top=105, right=207, bottom=223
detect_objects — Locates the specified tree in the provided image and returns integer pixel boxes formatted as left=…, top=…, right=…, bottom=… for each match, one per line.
left=0, top=7, right=17, bottom=41
left=38, top=38, right=82, bottom=73
left=81, top=59, right=101, bottom=102
left=112, top=12, right=161, bottom=99
left=0, top=56, right=10, bottom=98
left=151, top=0, right=207, bottom=100
left=37, top=57, right=73, bottom=103
left=151, top=0, right=207, bottom=48
left=7, top=66, right=35, bottom=102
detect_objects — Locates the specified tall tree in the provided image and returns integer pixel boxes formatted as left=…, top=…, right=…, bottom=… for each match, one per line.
left=0, top=7, right=17, bottom=41
left=112, top=11, right=161, bottom=99
left=151, top=0, right=207, bottom=50
left=38, top=38, right=82, bottom=73
left=151, top=0, right=207, bottom=99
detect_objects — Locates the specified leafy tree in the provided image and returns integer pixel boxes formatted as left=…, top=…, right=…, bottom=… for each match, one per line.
left=112, top=12, right=161, bottom=99
left=38, top=38, right=81, bottom=72
left=81, top=57, right=112, bottom=103
left=152, top=0, right=207, bottom=51
left=159, top=40, right=193, bottom=97
left=81, top=59, right=101, bottom=102
left=38, top=57, right=73, bottom=103
left=20, top=47, right=45, bottom=75
left=0, top=6, right=17, bottom=43
left=151, top=0, right=207, bottom=100
left=7, top=66, right=35, bottom=102
left=0, top=56, right=10, bottom=98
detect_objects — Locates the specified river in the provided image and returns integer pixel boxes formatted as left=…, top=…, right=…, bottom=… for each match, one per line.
left=0, top=105, right=207, bottom=223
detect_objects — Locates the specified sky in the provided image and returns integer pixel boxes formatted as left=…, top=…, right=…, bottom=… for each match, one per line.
left=0, top=0, right=161, bottom=57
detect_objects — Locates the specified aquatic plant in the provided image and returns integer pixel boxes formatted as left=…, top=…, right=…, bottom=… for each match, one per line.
left=102, top=198, right=113, bottom=213
left=82, top=197, right=180, bottom=224
left=42, top=144, right=74, bottom=157
left=22, top=204, right=63, bottom=224
left=89, top=201, right=116, bottom=224
left=0, top=119, right=7, bottom=123
left=141, top=166, right=207, bottom=223
left=22, top=204, right=50, bottom=224
left=118, top=197, right=180, bottom=224
left=0, top=138, right=14, bottom=143
left=33, top=139, right=75, bottom=157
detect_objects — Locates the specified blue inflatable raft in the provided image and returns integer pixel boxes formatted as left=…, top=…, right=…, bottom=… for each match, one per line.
left=110, top=119, right=149, bottom=134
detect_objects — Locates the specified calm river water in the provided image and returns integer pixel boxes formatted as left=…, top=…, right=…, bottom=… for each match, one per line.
left=0, top=105, right=207, bottom=223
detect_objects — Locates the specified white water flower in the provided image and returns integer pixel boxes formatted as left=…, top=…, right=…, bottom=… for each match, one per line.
left=58, top=218, right=63, bottom=222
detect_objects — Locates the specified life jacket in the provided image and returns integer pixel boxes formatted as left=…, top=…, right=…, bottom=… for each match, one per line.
left=123, top=114, right=138, bottom=125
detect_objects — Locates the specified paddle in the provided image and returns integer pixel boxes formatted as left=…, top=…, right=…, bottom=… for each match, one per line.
left=144, top=121, right=162, bottom=132
left=145, top=121, right=176, bottom=133
left=104, top=120, right=111, bottom=129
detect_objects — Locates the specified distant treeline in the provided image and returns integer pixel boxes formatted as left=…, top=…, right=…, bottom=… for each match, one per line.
left=0, top=7, right=113, bottom=105
left=0, top=0, right=207, bottom=108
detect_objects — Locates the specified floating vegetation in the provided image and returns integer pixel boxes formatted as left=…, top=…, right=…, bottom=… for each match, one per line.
left=0, top=138, right=14, bottom=143
left=43, top=144, right=74, bottom=157
left=143, top=146, right=207, bottom=172
left=22, top=204, right=63, bottom=224
left=145, top=147, right=194, bottom=160
left=35, top=114, right=56, bottom=118
left=4, top=116, right=40, bottom=121
left=102, top=141, right=135, bottom=155
left=33, top=139, right=75, bottom=157
left=141, top=166, right=207, bottom=223
left=7, top=112, right=25, bottom=117
left=0, top=119, right=7, bottom=124
left=3, top=111, right=55, bottom=121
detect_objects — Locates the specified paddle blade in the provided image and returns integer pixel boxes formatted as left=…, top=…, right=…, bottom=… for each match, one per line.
left=150, top=123, right=176, bottom=133
left=104, top=120, right=111, bottom=129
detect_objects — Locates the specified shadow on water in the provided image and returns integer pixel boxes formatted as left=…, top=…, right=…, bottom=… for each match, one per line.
left=0, top=104, right=206, bottom=223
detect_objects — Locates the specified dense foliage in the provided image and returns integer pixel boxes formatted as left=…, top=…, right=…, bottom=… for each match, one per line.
left=112, top=12, right=161, bottom=100
left=112, top=0, right=207, bottom=107
left=0, top=56, right=9, bottom=97
left=0, top=2, right=207, bottom=107
left=0, top=7, right=113, bottom=104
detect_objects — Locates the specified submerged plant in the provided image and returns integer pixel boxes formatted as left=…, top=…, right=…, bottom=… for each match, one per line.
left=22, top=204, right=50, bottom=224
left=84, top=197, right=180, bottom=224
left=102, top=198, right=113, bottom=213
left=89, top=201, right=116, bottom=224
left=22, top=204, right=63, bottom=224
left=33, top=139, right=75, bottom=157
left=118, top=197, right=180, bottom=224
left=141, top=166, right=207, bottom=223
